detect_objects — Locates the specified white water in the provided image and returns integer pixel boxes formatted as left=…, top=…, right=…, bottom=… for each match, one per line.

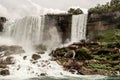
left=3, top=16, right=44, bottom=50
left=71, top=14, right=87, bottom=42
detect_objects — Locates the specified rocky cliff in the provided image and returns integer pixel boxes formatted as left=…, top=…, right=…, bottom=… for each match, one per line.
left=87, top=10, right=120, bottom=40
left=0, top=17, right=7, bottom=32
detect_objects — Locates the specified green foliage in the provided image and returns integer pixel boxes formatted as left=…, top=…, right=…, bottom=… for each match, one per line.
left=94, top=49, right=120, bottom=61
left=57, top=50, right=65, bottom=57
left=111, top=0, right=120, bottom=5
left=114, top=63, right=120, bottom=70
left=68, top=8, right=83, bottom=15
left=107, top=42, right=120, bottom=48
left=75, top=47, right=92, bottom=60
left=88, top=0, right=120, bottom=14
left=88, top=64, right=112, bottom=70
left=97, top=29, right=120, bottom=42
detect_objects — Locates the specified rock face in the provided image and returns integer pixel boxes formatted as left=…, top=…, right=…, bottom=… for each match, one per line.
left=0, top=45, right=25, bottom=76
left=0, top=17, right=7, bottom=32
left=87, top=10, right=120, bottom=40
left=45, top=14, right=72, bottom=43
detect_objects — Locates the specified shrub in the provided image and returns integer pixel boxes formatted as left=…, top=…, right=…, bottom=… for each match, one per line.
left=68, top=8, right=83, bottom=15
left=75, top=47, right=92, bottom=60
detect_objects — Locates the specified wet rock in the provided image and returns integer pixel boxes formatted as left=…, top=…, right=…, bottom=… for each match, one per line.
left=40, top=73, right=47, bottom=76
left=0, top=64, right=7, bottom=68
left=0, top=45, right=25, bottom=57
left=32, top=54, right=41, bottom=60
left=31, top=61, right=38, bottom=64
left=63, top=60, right=83, bottom=70
left=5, top=56, right=15, bottom=64
left=78, top=67, right=93, bottom=75
left=42, top=65, right=46, bottom=67
left=0, top=69, right=10, bottom=76
left=0, top=56, right=15, bottom=64
left=23, top=56, right=27, bottom=60
left=69, top=69, right=76, bottom=74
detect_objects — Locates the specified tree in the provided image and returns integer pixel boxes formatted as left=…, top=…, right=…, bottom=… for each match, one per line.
left=68, top=8, right=83, bottom=15
left=110, top=0, right=120, bottom=5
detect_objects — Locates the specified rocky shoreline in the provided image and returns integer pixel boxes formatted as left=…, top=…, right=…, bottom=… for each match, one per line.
left=0, top=45, right=25, bottom=76
left=51, top=40, right=120, bottom=76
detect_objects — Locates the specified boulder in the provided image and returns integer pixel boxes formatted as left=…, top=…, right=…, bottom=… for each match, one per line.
left=78, top=67, right=93, bottom=75
left=40, top=73, right=47, bottom=76
left=63, top=60, right=83, bottom=70
left=0, top=69, right=10, bottom=76
left=23, top=56, right=27, bottom=60
left=32, top=54, right=41, bottom=60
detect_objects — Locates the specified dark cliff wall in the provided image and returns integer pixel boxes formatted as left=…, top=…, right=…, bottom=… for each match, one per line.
left=87, top=10, right=120, bottom=40
left=45, top=14, right=72, bottom=43
left=0, top=17, right=7, bottom=32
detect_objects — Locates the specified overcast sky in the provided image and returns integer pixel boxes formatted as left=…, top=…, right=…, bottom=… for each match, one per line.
left=32, top=0, right=111, bottom=10
left=0, top=0, right=111, bottom=18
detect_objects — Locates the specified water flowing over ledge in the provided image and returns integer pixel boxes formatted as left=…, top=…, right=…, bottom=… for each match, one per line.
left=0, top=14, right=108, bottom=80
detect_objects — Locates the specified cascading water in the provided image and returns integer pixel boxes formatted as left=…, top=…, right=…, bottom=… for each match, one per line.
left=0, top=14, right=106, bottom=80
left=0, top=15, right=76, bottom=78
left=3, top=16, right=44, bottom=47
left=71, top=14, right=87, bottom=42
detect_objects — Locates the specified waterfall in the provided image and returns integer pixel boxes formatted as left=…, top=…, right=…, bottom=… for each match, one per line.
left=71, top=14, right=87, bottom=42
left=0, top=15, right=67, bottom=78
left=0, top=14, right=88, bottom=78
left=3, top=15, right=62, bottom=51
left=3, top=16, right=44, bottom=46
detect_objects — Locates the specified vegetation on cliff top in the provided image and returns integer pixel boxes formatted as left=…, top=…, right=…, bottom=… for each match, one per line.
left=68, top=8, right=83, bottom=15
left=88, top=0, right=120, bottom=14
